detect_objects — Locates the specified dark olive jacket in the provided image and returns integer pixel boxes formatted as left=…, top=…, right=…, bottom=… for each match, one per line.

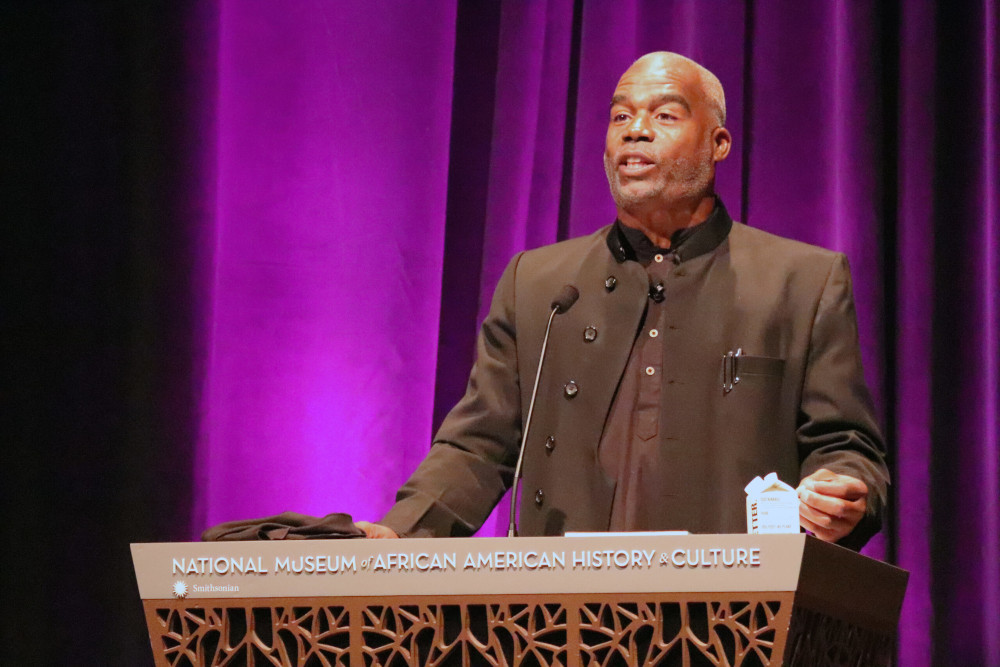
left=382, top=207, right=889, bottom=550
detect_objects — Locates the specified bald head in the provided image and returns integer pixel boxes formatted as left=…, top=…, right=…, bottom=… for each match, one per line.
left=624, top=52, right=726, bottom=126
left=604, top=50, right=733, bottom=234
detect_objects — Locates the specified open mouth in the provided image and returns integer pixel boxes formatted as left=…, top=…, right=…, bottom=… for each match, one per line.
left=618, top=154, right=655, bottom=176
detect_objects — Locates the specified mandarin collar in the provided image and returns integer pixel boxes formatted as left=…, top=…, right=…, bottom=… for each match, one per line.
left=606, top=197, right=734, bottom=264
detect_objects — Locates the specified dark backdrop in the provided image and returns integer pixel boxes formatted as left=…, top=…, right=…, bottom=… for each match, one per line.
left=3, top=2, right=208, bottom=663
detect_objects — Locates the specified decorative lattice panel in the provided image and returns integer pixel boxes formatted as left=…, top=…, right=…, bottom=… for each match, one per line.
left=147, top=593, right=897, bottom=667
left=577, top=600, right=780, bottom=667
left=785, top=606, right=894, bottom=667
left=151, top=605, right=350, bottom=667
left=360, top=602, right=569, bottom=667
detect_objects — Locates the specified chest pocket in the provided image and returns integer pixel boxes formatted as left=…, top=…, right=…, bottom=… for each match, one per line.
left=720, top=353, right=786, bottom=439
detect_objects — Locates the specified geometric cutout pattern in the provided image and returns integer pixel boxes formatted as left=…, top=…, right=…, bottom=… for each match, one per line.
left=360, top=603, right=568, bottom=667
left=578, top=600, right=780, bottom=666
left=146, top=595, right=892, bottom=667
left=785, top=606, right=895, bottom=667
left=151, top=605, right=349, bottom=667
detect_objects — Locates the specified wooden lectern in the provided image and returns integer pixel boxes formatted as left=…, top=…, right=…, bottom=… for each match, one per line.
left=132, top=534, right=907, bottom=667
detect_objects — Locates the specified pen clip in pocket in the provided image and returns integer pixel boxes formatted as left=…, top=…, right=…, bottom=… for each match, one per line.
left=722, top=347, right=742, bottom=394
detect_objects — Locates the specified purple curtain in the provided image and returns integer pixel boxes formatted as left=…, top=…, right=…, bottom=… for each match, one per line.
left=894, top=3, right=1000, bottom=664
left=195, top=0, right=458, bottom=526
left=195, top=1, right=999, bottom=663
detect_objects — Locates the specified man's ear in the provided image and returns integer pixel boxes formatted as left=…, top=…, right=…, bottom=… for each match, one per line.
left=712, top=127, right=732, bottom=162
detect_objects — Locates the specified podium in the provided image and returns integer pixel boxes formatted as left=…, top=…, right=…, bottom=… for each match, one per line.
left=132, top=534, right=907, bottom=666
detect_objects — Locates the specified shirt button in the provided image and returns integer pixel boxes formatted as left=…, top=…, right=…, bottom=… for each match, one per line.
left=564, top=381, right=579, bottom=398
left=534, top=489, right=544, bottom=506
left=545, top=435, right=556, bottom=452
left=605, top=276, right=617, bottom=291
left=649, top=329, right=659, bottom=338
left=583, top=326, right=598, bottom=342
left=654, top=253, right=664, bottom=263
left=645, top=366, right=655, bottom=376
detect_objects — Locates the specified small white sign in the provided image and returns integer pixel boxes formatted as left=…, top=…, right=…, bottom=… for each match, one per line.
left=745, top=472, right=799, bottom=535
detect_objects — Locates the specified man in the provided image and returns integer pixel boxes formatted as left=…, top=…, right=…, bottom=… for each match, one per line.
left=358, top=52, right=888, bottom=549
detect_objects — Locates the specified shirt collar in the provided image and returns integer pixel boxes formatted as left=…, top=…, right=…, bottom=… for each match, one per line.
left=606, top=197, right=734, bottom=265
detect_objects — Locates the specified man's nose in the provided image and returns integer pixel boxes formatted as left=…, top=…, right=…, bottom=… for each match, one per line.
left=624, top=112, right=653, bottom=142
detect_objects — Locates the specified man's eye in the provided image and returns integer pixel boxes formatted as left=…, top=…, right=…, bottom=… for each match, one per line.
left=613, top=113, right=629, bottom=122
left=656, top=112, right=676, bottom=121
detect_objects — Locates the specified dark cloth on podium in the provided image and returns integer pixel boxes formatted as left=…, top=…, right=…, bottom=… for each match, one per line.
left=201, top=512, right=365, bottom=541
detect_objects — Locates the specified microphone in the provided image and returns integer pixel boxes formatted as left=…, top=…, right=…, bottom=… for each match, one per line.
left=551, top=285, right=580, bottom=313
left=508, top=284, right=579, bottom=537
left=649, top=279, right=665, bottom=303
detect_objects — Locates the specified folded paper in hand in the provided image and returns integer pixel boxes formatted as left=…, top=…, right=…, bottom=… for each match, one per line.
left=745, top=472, right=799, bottom=534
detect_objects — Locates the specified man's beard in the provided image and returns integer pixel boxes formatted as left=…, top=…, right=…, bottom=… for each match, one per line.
left=604, top=149, right=714, bottom=213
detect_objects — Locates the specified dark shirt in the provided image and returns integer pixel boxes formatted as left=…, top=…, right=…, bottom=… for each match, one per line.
left=599, top=201, right=733, bottom=530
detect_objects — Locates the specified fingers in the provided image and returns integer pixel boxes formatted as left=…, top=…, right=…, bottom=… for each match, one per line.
left=798, top=491, right=865, bottom=526
left=797, top=469, right=868, bottom=543
left=798, top=486, right=866, bottom=520
left=799, top=468, right=868, bottom=500
left=799, top=512, right=844, bottom=542
left=807, top=477, right=868, bottom=501
left=798, top=501, right=863, bottom=542
left=354, top=521, right=400, bottom=539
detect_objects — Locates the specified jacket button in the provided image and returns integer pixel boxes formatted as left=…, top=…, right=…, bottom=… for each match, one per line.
left=605, top=276, right=617, bottom=291
left=545, top=435, right=556, bottom=452
left=564, top=381, right=579, bottom=398
left=583, top=326, right=598, bottom=342
left=534, top=489, right=544, bottom=506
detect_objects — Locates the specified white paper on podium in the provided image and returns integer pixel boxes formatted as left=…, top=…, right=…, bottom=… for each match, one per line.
left=564, top=531, right=689, bottom=537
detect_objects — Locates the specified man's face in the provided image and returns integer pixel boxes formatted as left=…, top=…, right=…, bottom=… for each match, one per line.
left=604, top=57, right=725, bottom=214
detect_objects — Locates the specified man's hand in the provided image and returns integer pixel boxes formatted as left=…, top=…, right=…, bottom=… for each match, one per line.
left=797, top=469, right=868, bottom=543
left=355, top=521, right=400, bottom=539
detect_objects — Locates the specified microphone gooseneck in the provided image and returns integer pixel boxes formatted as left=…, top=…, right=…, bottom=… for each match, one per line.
left=508, top=284, right=579, bottom=538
